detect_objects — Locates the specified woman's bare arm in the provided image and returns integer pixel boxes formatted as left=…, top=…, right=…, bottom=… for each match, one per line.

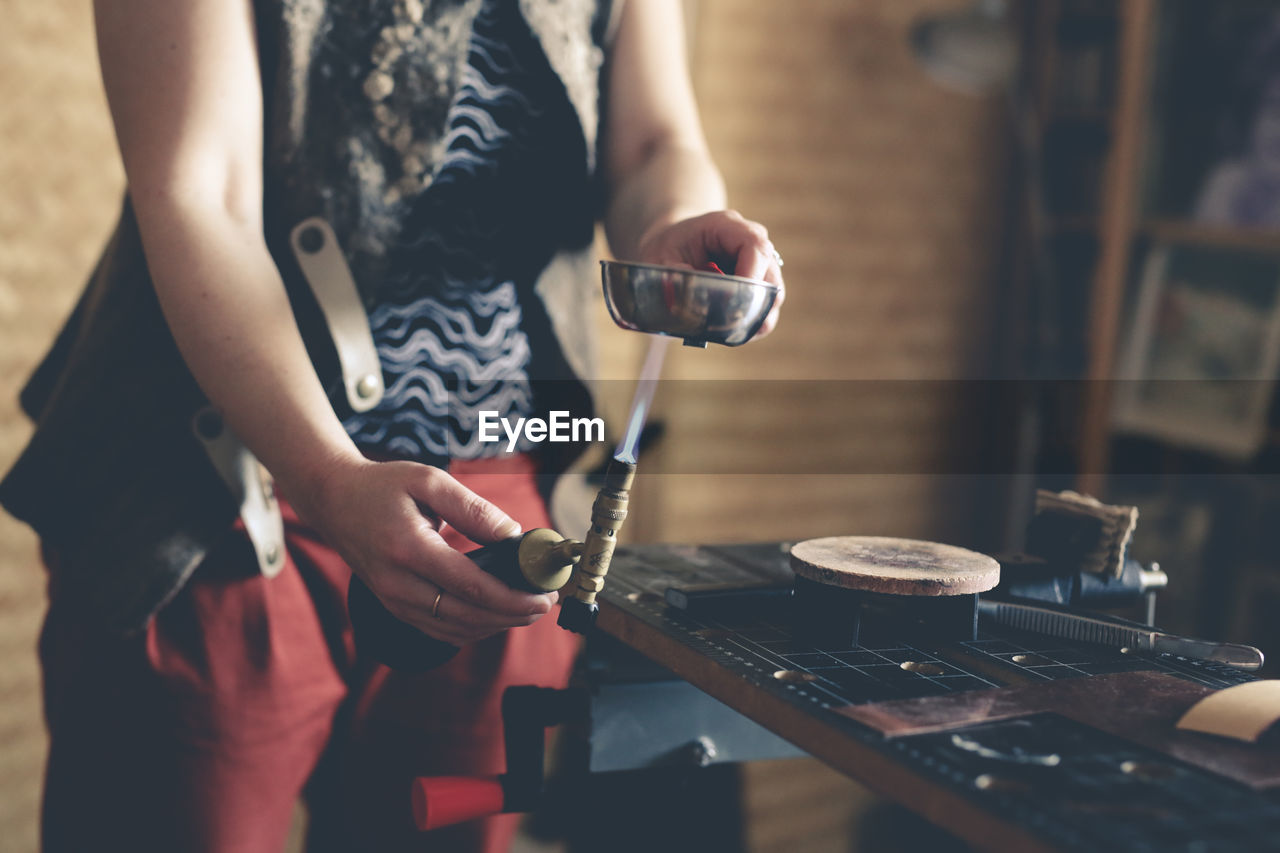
left=603, top=0, right=784, bottom=335
left=94, top=0, right=555, bottom=642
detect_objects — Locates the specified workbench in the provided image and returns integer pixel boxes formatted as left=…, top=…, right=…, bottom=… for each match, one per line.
left=593, top=542, right=1280, bottom=853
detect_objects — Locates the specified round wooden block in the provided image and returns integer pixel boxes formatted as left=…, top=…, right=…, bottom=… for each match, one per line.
left=789, top=536, right=999, bottom=597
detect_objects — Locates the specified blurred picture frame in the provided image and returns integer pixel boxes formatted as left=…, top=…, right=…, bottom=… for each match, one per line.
left=1113, top=243, right=1280, bottom=458
left=1145, top=1, right=1280, bottom=223
left=1191, top=26, right=1280, bottom=228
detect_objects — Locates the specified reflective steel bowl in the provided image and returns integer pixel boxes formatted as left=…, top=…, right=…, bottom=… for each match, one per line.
left=600, top=260, right=780, bottom=347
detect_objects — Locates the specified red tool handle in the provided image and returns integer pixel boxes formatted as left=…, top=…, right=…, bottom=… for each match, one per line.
left=411, top=775, right=507, bottom=831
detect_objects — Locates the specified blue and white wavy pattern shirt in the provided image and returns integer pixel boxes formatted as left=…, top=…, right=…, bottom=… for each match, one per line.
left=343, top=0, right=590, bottom=461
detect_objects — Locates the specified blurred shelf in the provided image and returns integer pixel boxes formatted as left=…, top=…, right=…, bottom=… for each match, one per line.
left=1057, top=2, right=1121, bottom=25
left=1046, top=106, right=1113, bottom=124
left=1142, top=219, right=1280, bottom=253
left=1049, top=214, right=1100, bottom=233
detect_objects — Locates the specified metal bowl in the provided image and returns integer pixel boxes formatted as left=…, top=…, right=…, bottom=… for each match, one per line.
left=600, top=260, right=780, bottom=347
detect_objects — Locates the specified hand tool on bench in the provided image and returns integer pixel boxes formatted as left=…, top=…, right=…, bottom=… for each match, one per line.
left=977, top=597, right=1264, bottom=671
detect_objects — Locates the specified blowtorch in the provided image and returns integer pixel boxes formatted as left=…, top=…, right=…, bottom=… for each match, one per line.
left=349, top=258, right=780, bottom=671
left=347, top=456, right=637, bottom=671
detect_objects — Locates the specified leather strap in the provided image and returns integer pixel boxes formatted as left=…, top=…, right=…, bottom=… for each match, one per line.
left=289, top=217, right=385, bottom=413
left=191, top=406, right=287, bottom=578
left=192, top=218, right=381, bottom=578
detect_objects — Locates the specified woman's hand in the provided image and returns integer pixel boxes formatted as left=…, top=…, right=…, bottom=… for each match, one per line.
left=637, top=210, right=786, bottom=339
left=602, top=1, right=785, bottom=341
left=292, top=457, right=557, bottom=647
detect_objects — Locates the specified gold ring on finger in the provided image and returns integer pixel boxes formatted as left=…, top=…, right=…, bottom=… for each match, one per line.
left=432, top=589, right=444, bottom=620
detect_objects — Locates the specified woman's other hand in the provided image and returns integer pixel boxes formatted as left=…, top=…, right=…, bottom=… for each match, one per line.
left=636, top=210, right=786, bottom=339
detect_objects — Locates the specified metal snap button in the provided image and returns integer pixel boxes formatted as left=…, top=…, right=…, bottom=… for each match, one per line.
left=356, top=373, right=381, bottom=400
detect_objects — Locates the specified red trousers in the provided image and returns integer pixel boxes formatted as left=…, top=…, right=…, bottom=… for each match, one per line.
left=39, top=455, right=580, bottom=853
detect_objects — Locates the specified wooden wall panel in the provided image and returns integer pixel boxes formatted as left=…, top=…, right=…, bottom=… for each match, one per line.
left=642, top=0, right=1008, bottom=551
left=664, top=2, right=1009, bottom=849
left=0, top=2, right=126, bottom=850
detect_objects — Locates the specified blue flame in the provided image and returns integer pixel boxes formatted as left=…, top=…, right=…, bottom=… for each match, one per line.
left=614, top=337, right=669, bottom=464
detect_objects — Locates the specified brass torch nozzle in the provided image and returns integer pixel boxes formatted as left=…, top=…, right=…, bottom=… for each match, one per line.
left=557, top=457, right=637, bottom=634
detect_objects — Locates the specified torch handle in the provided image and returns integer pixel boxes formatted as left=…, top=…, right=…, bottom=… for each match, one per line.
left=347, top=574, right=461, bottom=672
left=348, top=533, right=567, bottom=671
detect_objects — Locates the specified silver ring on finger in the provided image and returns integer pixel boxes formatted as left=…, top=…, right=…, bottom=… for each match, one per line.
left=771, top=247, right=784, bottom=268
